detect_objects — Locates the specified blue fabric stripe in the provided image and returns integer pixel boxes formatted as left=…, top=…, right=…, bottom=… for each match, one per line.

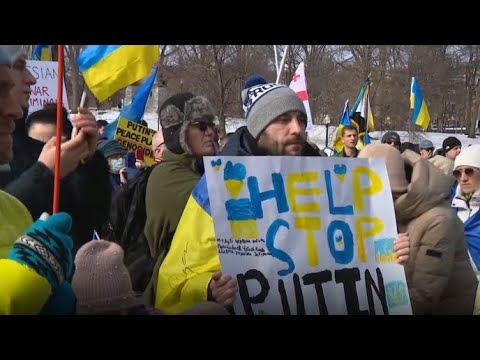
left=76, top=45, right=122, bottom=73
left=465, top=211, right=480, bottom=270
left=412, top=79, right=423, bottom=124
left=340, top=102, right=351, bottom=126
left=102, top=67, right=157, bottom=140
left=192, top=175, right=211, bottom=216
left=32, top=45, right=50, bottom=60
left=411, top=79, right=423, bottom=125
left=121, top=67, right=157, bottom=120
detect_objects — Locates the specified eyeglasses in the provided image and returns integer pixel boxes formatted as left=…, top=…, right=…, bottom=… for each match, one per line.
left=453, top=168, right=477, bottom=179
left=191, top=121, right=215, bottom=131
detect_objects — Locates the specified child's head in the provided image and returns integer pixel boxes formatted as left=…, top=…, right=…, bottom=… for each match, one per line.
left=72, top=240, right=135, bottom=315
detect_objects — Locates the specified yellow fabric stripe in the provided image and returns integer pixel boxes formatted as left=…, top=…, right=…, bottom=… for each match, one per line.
left=155, top=195, right=221, bottom=314
left=0, top=259, right=52, bottom=315
left=333, top=124, right=344, bottom=153
left=82, top=45, right=158, bottom=101
left=40, top=48, right=51, bottom=61
left=0, top=191, right=33, bottom=258
left=415, top=100, right=431, bottom=129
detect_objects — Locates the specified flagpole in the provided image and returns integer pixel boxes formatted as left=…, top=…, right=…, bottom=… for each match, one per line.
left=363, top=80, right=369, bottom=123
left=363, top=78, right=370, bottom=144
left=53, top=45, right=64, bottom=214
left=273, top=45, right=279, bottom=79
left=408, top=77, right=414, bottom=142
left=80, top=91, right=87, bottom=108
left=408, top=117, right=412, bottom=142
left=276, top=45, right=289, bottom=84
left=71, top=91, right=87, bottom=139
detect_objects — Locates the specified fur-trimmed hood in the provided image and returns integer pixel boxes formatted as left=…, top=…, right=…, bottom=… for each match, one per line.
left=394, top=150, right=454, bottom=222
left=159, top=94, right=215, bottom=155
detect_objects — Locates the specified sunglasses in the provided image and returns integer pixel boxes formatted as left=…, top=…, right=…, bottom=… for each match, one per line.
left=386, top=140, right=399, bottom=146
left=453, top=168, right=477, bottom=179
left=191, top=121, right=215, bottom=131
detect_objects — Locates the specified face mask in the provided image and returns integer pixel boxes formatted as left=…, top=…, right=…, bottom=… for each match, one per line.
left=108, top=157, right=126, bottom=174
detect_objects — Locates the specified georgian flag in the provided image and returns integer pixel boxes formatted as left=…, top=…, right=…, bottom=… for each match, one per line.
left=289, top=61, right=313, bottom=130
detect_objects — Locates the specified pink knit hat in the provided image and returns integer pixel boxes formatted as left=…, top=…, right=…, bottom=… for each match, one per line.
left=72, top=240, right=135, bottom=315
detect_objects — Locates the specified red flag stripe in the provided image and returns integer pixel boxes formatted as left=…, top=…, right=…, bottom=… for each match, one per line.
left=296, top=90, right=308, bottom=101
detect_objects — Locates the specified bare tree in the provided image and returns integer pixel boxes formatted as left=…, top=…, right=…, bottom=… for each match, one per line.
left=301, top=45, right=327, bottom=124
left=64, top=45, right=85, bottom=110
left=163, top=45, right=273, bottom=135
left=50, top=44, right=480, bottom=139
left=459, top=45, right=480, bottom=137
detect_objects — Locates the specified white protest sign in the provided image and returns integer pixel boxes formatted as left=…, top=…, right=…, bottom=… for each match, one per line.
left=26, top=60, right=69, bottom=113
left=204, top=156, right=412, bottom=315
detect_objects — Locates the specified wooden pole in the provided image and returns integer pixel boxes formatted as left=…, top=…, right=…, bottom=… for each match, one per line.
left=53, top=45, right=64, bottom=214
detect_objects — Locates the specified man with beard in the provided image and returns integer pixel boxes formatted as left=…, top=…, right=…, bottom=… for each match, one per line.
left=153, top=83, right=411, bottom=314
left=0, top=45, right=111, bottom=252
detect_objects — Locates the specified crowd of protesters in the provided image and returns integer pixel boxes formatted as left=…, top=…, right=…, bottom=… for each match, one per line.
left=1, top=47, right=479, bottom=315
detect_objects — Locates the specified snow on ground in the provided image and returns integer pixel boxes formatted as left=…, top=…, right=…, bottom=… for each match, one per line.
left=93, top=109, right=480, bottom=151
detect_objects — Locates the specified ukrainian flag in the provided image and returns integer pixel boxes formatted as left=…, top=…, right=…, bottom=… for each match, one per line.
left=155, top=175, right=221, bottom=314
left=77, top=45, right=159, bottom=102
left=333, top=99, right=350, bottom=153
left=410, top=77, right=431, bottom=130
left=32, top=45, right=52, bottom=61
left=102, top=66, right=158, bottom=140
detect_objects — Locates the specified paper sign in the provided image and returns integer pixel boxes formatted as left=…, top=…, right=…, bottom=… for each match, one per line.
left=114, top=118, right=157, bottom=166
left=204, top=156, right=412, bottom=315
left=26, top=60, right=69, bottom=113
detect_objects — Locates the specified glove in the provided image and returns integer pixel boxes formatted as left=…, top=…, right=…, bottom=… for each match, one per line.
left=40, top=283, right=76, bottom=315
left=8, top=212, right=74, bottom=291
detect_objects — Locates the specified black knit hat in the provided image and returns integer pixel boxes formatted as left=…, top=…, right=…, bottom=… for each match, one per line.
left=159, top=92, right=215, bottom=155
left=442, top=136, right=462, bottom=154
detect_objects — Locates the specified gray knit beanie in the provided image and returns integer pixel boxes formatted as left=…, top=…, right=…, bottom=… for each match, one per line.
left=241, top=83, right=306, bottom=139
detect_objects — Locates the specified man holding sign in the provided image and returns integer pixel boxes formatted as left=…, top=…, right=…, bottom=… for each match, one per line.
left=155, top=83, right=411, bottom=315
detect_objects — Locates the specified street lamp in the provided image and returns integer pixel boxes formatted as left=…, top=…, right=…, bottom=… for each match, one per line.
left=323, top=115, right=331, bottom=148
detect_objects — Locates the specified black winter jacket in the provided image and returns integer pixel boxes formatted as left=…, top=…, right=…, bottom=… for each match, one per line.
left=3, top=110, right=112, bottom=252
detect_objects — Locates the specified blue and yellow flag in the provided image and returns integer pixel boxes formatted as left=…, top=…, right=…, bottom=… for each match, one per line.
left=103, top=66, right=158, bottom=140
left=156, top=175, right=221, bottom=314
left=77, top=45, right=159, bottom=102
left=32, top=45, right=52, bottom=61
left=350, top=78, right=374, bottom=149
left=410, top=77, right=430, bottom=130
left=333, top=99, right=350, bottom=153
